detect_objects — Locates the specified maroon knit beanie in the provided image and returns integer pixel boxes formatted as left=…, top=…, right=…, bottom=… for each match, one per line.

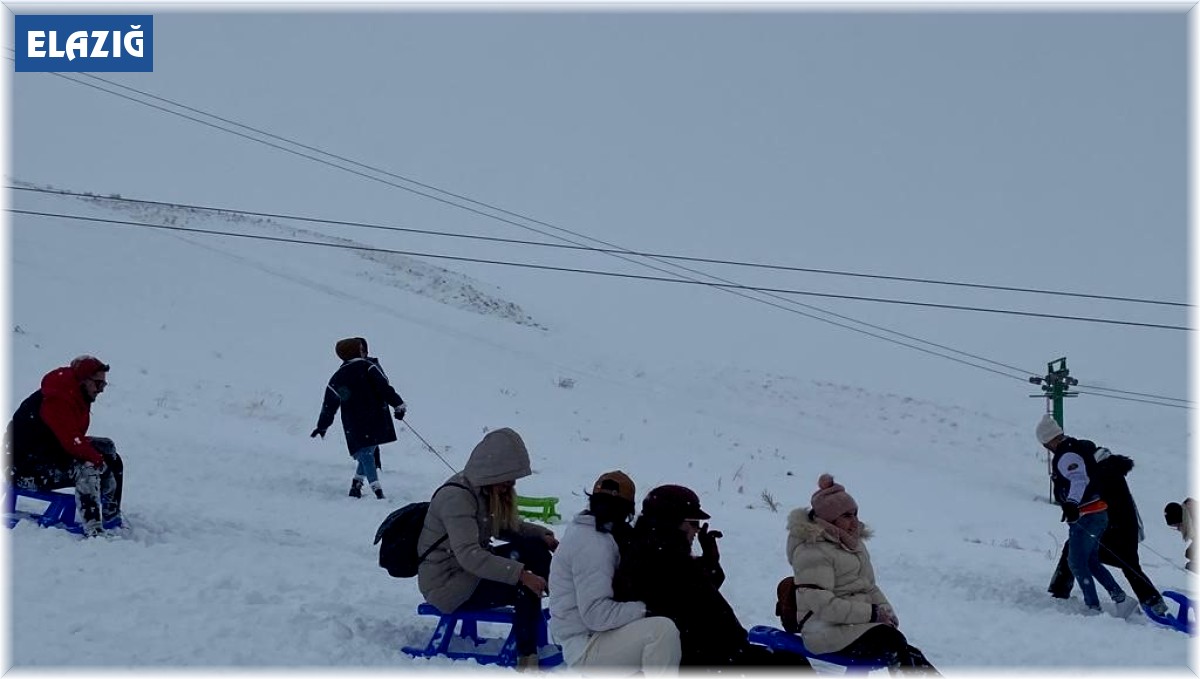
left=810, top=474, right=858, bottom=522
left=335, top=338, right=364, bottom=361
left=70, top=355, right=110, bottom=381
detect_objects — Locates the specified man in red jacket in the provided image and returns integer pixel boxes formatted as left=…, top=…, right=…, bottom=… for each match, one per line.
left=6, top=356, right=123, bottom=537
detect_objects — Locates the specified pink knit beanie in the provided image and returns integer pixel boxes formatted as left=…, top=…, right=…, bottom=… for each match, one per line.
left=811, top=473, right=858, bottom=522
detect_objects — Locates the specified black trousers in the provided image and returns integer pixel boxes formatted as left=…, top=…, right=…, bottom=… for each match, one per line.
left=839, top=625, right=938, bottom=674
left=456, top=535, right=552, bottom=656
left=1048, top=534, right=1161, bottom=605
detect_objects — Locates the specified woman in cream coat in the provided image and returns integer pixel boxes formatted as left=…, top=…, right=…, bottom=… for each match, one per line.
left=786, top=474, right=937, bottom=673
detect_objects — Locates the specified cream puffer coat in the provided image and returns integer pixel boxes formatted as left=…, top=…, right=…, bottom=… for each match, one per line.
left=785, top=507, right=891, bottom=655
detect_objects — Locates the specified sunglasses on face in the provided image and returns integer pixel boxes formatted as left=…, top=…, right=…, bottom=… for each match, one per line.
left=87, top=378, right=107, bottom=388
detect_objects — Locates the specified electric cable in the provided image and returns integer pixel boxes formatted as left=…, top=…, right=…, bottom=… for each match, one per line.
left=17, top=65, right=1189, bottom=403
left=12, top=184, right=1185, bottom=309
left=10, top=207, right=1190, bottom=333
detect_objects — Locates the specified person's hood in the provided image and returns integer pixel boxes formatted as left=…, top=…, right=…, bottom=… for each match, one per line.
left=1095, top=448, right=1134, bottom=477
left=41, top=367, right=84, bottom=403
left=463, top=428, right=532, bottom=486
left=786, top=507, right=874, bottom=544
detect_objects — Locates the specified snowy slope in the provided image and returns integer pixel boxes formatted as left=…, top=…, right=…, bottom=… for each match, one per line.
left=6, top=188, right=1193, bottom=673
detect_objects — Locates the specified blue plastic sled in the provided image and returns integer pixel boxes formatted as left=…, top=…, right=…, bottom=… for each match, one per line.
left=1143, top=590, right=1193, bottom=635
left=403, top=602, right=563, bottom=668
left=4, top=486, right=122, bottom=535
left=747, top=625, right=886, bottom=673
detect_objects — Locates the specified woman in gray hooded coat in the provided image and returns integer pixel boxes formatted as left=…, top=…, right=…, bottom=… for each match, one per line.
left=417, top=428, right=559, bottom=670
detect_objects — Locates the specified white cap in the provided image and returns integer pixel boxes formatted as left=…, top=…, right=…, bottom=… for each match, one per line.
left=1036, top=414, right=1064, bottom=445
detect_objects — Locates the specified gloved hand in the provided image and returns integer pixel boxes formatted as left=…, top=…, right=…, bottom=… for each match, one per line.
left=393, top=403, right=407, bottom=421
left=1061, top=502, right=1080, bottom=524
left=872, top=603, right=899, bottom=627
left=310, top=428, right=326, bottom=439
left=698, top=522, right=723, bottom=561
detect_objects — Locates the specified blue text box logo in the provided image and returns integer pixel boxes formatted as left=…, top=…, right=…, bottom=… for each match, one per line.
left=16, top=15, right=153, bottom=72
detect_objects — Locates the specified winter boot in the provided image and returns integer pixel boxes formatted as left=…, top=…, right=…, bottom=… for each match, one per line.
left=371, top=481, right=385, bottom=500
left=515, top=653, right=540, bottom=672
left=1147, top=596, right=1170, bottom=617
left=349, top=478, right=364, bottom=498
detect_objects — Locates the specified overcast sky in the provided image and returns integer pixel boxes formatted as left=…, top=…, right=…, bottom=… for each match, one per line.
left=7, top=5, right=1191, bottom=432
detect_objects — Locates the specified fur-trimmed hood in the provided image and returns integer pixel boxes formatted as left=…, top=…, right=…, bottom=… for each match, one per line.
left=787, top=507, right=874, bottom=545
left=784, top=507, right=889, bottom=656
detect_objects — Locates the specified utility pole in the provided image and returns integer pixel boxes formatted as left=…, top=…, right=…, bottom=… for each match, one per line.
left=1029, top=357, right=1078, bottom=502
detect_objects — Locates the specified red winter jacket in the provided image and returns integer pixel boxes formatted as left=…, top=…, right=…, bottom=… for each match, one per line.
left=38, top=366, right=103, bottom=465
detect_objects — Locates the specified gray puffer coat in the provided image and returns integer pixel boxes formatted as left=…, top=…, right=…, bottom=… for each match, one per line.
left=785, top=507, right=891, bottom=655
left=417, top=428, right=554, bottom=613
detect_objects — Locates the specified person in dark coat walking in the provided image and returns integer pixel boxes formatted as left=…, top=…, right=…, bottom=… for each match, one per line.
left=5, top=356, right=123, bottom=537
left=311, top=337, right=406, bottom=499
left=613, top=484, right=811, bottom=669
left=1048, top=448, right=1168, bottom=615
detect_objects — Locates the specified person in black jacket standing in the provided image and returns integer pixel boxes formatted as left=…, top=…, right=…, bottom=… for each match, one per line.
left=1047, top=447, right=1168, bottom=615
left=311, top=337, right=406, bottom=499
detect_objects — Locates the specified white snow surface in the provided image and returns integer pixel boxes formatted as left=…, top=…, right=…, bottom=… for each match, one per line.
left=5, top=189, right=1194, bottom=675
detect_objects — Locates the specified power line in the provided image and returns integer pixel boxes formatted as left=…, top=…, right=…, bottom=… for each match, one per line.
left=24, top=68, right=1188, bottom=405
left=1071, top=390, right=1190, bottom=409
left=19, top=70, right=1053, bottom=378
left=29, top=69, right=1074, bottom=384
left=15, top=187, right=1043, bottom=380
left=6, top=205, right=1033, bottom=384
left=1074, top=383, right=1191, bottom=404
left=11, top=207, right=1191, bottom=333
left=13, top=184, right=1186, bottom=309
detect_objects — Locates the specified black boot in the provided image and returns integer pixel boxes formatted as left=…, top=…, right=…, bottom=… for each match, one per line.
left=349, top=478, right=363, bottom=498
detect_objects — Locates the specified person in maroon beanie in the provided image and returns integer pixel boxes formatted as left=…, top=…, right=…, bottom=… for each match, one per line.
left=6, top=356, right=123, bottom=537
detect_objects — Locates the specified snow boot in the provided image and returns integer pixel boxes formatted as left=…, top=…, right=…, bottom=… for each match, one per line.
left=515, top=653, right=539, bottom=672
left=349, top=478, right=364, bottom=498
left=371, top=481, right=385, bottom=500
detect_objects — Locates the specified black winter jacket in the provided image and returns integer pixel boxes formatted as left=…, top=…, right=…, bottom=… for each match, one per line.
left=316, top=357, right=404, bottom=455
left=613, top=516, right=748, bottom=666
left=6, top=390, right=70, bottom=470
left=1094, top=451, right=1143, bottom=543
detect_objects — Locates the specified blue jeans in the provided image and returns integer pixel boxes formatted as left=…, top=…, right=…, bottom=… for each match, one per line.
left=1067, top=511, right=1124, bottom=607
left=353, top=446, right=379, bottom=484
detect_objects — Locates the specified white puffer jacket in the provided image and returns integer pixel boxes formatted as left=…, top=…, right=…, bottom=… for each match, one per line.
left=785, top=507, right=891, bottom=655
left=548, top=512, right=646, bottom=665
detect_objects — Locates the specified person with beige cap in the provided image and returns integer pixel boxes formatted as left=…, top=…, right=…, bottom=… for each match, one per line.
left=786, top=474, right=936, bottom=672
left=549, top=471, right=682, bottom=674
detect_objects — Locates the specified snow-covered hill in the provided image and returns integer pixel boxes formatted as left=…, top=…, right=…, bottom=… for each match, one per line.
left=7, top=189, right=1192, bottom=672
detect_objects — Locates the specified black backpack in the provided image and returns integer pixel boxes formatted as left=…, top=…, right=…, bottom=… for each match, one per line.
left=374, top=482, right=471, bottom=578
